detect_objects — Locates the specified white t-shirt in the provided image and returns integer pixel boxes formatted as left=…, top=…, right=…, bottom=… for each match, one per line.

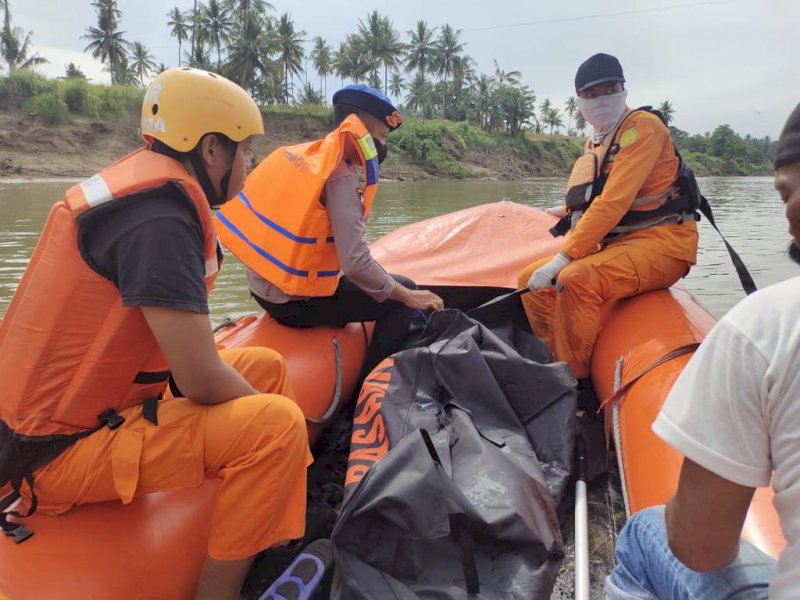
left=654, top=275, right=800, bottom=599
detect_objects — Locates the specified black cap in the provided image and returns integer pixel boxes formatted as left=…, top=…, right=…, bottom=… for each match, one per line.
left=775, top=103, right=800, bottom=170
left=575, top=53, right=625, bottom=94
left=332, top=84, right=404, bottom=130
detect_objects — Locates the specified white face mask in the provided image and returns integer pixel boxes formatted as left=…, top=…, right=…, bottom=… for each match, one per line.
left=576, top=90, right=628, bottom=143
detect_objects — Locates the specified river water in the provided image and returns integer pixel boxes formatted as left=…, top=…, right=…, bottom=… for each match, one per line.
left=0, top=176, right=794, bottom=321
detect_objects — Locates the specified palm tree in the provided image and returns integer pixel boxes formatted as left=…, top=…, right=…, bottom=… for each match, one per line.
left=65, top=62, right=87, bottom=79
left=543, top=106, right=564, bottom=135
left=201, top=0, right=230, bottom=70
left=575, top=111, right=587, bottom=137
left=2, top=26, right=47, bottom=72
left=112, top=54, right=139, bottom=86
left=405, top=20, right=436, bottom=89
left=332, top=37, right=368, bottom=86
left=130, top=41, right=156, bottom=86
left=448, top=54, right=475, bottom=121
left=309, top=36, right=331, bottom=100
left=225, top=10, right=278, bottom=95
left=470, top=73, right=494, bottom=131
left=190, top=0, right=198, bottom=60
left=166, top=7, right=188, bottom=66
left=433, top=24, right=464, bottom=119
left=353, top=11, right=381, bottom=92
left=223, top=0, right=274, bottom=18
left=82, top=0, right=129, bottom=85
left=297, top=82, right=323, bottom=105
left=366, top=69, right=380, bottom=91
left=495, top=83, right=536, bottom=136
left=658, top=100, right=675, bottom=124
left=354, top=11, right=404, bottom=96
left=388, top=71, right=403, bottom=100
left=493, top=58, right=520, bottom=85
left=276, top=12, right=305, bottom=103
left=331, top=42, right=347, bottom=88
left=186, top=41, right=212, bottom=70
left=380, top=17, right=405, bottom=96
left=187, top=6, right=212, bottom=67
left=564, top=96, right=577, bottom=135
left=404, top=70, right=430, bottom=118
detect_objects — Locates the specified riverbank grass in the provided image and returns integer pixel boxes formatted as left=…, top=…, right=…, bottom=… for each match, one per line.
left=0, top=71, right=143, bottom=125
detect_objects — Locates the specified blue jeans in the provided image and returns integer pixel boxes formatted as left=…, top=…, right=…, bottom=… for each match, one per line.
left=605, top=506, right=777, bottom=600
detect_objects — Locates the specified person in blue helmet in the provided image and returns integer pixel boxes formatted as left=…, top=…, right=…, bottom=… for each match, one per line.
left=216, top=84, right=443, bottom=378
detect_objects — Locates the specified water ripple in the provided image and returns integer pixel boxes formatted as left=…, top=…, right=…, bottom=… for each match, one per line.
left=0, top=177, right=791, bottom=321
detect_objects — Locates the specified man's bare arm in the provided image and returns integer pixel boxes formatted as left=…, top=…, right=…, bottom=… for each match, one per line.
left=142, top=306, right=258, bottom=405
left=665, top=457, right=755, bottom=572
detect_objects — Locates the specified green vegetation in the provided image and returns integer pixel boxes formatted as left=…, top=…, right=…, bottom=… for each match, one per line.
left=672, top=125, right=774, bottom=176
left=0, top=70, right=142, bottom=124
left=391, top=119, right=583, bottom=178
left=261, top=103, right=330, bottom=119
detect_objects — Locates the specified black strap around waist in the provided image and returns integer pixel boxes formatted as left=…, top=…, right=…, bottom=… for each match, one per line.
left=615, top=195, right=695, bottom=227
left=133, top=370, right=171, bottom=385
left=0, top=424, right=98, bottom=544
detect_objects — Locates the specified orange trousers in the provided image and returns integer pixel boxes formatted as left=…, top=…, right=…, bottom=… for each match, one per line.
left=518, top=242, right=691, bottom=379
left=28, top=346, right=311, bottom=561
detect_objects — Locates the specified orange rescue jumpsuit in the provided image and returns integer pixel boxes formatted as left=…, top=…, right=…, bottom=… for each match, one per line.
left=23, top=346, right=311, bottom=561
left=518, top=111, right=698, bottom=379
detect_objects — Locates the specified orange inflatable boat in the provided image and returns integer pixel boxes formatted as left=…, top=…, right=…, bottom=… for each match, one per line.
left=0, top=201, right=784, bottom=599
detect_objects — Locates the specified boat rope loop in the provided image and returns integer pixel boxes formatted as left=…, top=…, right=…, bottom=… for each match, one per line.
left=598, top=342, right=700, bottom=414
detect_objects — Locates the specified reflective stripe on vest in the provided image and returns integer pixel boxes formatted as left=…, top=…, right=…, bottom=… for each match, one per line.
left=215, top=114, right=379, bottom=297
left=215, top=194, right=340, bottom=278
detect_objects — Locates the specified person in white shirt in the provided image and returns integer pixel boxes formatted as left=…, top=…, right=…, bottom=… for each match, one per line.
left=604, top=102, right=800, bottom=599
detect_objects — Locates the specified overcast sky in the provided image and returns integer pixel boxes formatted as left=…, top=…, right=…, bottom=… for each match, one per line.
left=17, top=0, right=800, bottom=139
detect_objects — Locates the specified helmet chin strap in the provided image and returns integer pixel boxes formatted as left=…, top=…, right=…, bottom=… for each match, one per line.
left=188, top=150, right=224, bottom=209
left=188, top=140, right=238, bottom=209
left=151, top=136, right=238, bottom=209
left=218, top=142, right=239, bottom=205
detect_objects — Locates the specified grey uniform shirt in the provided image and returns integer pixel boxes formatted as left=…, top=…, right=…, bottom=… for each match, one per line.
left=247, top=160, right=397, bottom=303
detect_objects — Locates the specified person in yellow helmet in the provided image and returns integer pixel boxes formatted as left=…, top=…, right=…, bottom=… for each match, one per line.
left=0, top=67, right=310, bottom=600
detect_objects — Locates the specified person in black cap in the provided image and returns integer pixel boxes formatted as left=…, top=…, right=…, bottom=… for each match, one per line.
left=603, top=102, right=800, bottom=599
left=216, top=84, right=443, bottom=379
left=517, top=53, right=699, bottom=386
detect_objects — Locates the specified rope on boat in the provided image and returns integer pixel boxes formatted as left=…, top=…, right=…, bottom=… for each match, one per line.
left=612, top=356, right=632, bottom=518
left=598, top=343, right=700, bottom=413
left=306, top=337, right=344, bottom=425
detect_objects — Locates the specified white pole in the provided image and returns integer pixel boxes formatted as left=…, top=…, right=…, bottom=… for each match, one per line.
left=575, top=478, right=590, bottom=599
left=575, top=439, right=590, bottom=600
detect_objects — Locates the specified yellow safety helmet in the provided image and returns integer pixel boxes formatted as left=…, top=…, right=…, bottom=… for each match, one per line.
left=141, top=67, right=265, bottom=152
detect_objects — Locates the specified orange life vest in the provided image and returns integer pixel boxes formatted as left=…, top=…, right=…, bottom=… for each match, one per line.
left=0, top=149, right=218, bottom=534
left=215, top=114, right=380, bottom=297
left=560, top=107, right=699, bottom=239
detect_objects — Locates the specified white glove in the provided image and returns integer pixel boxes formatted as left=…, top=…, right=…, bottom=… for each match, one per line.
left=527, top=252, right=572, bottom=291
left=544, top=204, right=567, bottom=218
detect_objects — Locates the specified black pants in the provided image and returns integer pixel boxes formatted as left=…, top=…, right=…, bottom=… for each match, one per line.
left=253, top=275, right=421, bottom=379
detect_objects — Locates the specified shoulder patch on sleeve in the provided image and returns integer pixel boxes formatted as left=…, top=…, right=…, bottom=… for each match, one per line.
left=619, top=127, right=638, bottom=148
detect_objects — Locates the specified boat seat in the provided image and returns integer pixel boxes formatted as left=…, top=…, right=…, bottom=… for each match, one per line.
left=0, top=481, right=218, bottom=600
